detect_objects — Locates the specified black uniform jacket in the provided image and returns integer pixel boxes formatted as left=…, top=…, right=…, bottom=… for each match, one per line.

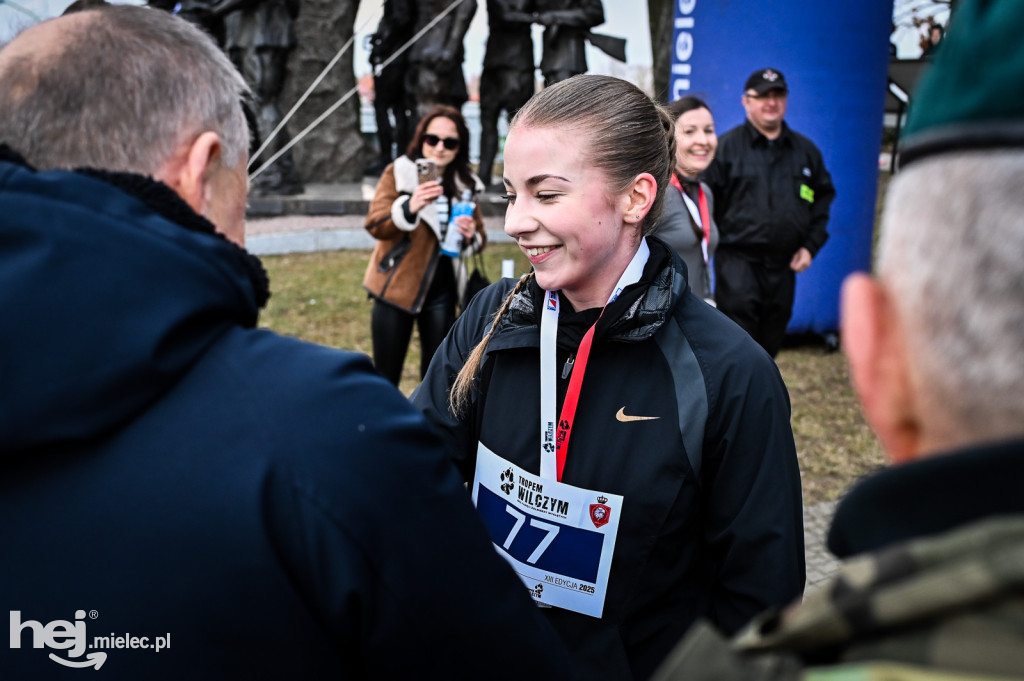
left=704, top=120, right=836, bottom=260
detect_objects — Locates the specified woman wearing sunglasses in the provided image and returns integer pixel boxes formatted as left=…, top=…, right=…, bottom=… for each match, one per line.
left=363, top=105, right=487, bottom=386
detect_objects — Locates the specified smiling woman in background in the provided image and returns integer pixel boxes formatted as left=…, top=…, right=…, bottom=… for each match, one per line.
left=655, top=96, right=719, bottom=304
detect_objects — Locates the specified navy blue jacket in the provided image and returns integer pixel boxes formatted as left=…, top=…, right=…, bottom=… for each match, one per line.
left=412, top=239, right=806, bottom=680
left=0, top=151, right=576, bottom=680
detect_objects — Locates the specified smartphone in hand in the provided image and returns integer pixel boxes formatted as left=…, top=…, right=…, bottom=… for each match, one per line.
left=416, top=158, right=438, bottom=184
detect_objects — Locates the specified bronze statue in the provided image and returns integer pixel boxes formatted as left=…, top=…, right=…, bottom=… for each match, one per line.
left=476, top=0, right=536, bottom=189
left=404, top=0, right=478, bottom=120
left=147, top=0, right=226, bottom=57
left=367, top=0, right=415, bottom=175
left=534, top=0, right=624, bottom=86
left=216, top=0, right=304, bottom=194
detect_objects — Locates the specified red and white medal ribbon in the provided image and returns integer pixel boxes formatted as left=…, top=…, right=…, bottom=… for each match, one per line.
left=539, top=238, right=650, bottom=481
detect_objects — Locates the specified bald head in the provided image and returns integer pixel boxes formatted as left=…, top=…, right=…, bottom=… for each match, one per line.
left=0, top=12, right=85, bottom=120
left=842, top=151, right=1024, bottom=462
left=0, top=4, right=249, bottom=176
left=0, top=7, right=87, bottom=62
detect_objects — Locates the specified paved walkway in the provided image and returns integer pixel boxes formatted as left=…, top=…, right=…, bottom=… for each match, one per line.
left=246, top=214, right=514, bottom=255
left=245, top=192, right=846, bottom=592
left=804, top=501, right=841, bottom=591
left=245, top=180, right=514, bottom=255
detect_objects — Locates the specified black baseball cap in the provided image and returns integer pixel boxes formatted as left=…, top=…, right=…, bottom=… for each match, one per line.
left=744, top=68, right=788, bottom=96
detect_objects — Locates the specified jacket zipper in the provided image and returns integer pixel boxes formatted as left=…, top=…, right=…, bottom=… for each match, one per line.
left=561, top=354, right=575, bottom=380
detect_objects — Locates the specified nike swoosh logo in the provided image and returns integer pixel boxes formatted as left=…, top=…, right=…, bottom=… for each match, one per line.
left=616, top=407, right=660, bottom=422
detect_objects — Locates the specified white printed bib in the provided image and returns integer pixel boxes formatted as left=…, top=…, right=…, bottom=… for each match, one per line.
left=472, top=443, right=622, bottom=618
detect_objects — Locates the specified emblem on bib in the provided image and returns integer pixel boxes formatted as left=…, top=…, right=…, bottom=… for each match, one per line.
left=500, top=467, right=515, bottom=494
left=590, top=496, right=612, bottom=528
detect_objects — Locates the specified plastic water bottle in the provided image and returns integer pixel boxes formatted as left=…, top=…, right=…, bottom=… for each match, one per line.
left=451, top=189, right=475, bottom=221
left=442, top=190, right=474, bottom=257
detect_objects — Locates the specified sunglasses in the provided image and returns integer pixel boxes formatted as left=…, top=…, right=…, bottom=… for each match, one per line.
left=423, top=134, right=460, bottom=150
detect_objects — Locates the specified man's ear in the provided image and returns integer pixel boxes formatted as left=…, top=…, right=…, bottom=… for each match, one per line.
left=157, top=131, right=223, bottom=215
left=623, top=172, right=657, bottom=224
left=841, top=273, right=920, bottom=463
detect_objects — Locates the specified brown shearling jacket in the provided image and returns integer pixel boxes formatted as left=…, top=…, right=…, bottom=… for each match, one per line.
left=363, top=157, right=486, bottom=314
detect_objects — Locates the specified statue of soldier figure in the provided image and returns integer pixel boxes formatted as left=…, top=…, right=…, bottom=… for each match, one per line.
left=217, top=0, right=304, bottom=195
left=476, top=0, right=536, bottom=189
left=147, top=0, right=224, bottom=43
left=533, top=0, right=625, bottom=86
left=366, top=0, right=415, bottom=175
left=404, top=0, right=478, bottom=120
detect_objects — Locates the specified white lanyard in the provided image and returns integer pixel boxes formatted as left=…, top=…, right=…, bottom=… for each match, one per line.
left=538, top=238, right=650, bottom=480
left=681, top=191, right=710, bottom=266
left=682, top=191, right=702, bottom=228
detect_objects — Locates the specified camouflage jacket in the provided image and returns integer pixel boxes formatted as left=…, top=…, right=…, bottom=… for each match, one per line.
left=653, top=438, right=1024, bottom=681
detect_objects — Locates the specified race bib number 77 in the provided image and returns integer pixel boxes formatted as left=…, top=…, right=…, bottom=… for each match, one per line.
left=472, top=444, right=622, bottom=618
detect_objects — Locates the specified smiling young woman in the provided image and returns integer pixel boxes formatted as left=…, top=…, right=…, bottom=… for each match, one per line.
left=411, top=75, right=806, bottom=681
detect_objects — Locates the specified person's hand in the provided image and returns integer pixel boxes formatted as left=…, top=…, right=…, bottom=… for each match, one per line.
left=790, top=247, right=813, bottom=273
left=454, top=215, right=476, bottom=241
left=420, top=44, right=452, bottom=69
left=408, top=180, right=444, bottom=214
left=436, top=47, right=454, bottom=70
left=533, top=11, right=555, bottom=26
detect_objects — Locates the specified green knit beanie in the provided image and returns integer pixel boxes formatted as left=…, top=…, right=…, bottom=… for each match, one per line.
left=900, top=0, right=1024, bottom=166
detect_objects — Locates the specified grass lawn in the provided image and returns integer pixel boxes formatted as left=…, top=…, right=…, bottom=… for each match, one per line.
left=258, top=241, right=885, bottom=506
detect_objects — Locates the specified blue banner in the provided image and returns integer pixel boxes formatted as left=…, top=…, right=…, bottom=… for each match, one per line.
left=670, top=0, right=894, bottom=335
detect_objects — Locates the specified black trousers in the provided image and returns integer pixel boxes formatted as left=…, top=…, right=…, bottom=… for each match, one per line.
left=714, top=249, right=795, bottom=358
left=371, top=259, right=457, bottom=386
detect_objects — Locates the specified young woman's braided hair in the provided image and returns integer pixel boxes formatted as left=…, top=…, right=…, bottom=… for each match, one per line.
left=448, top=75, right=675, bottom=414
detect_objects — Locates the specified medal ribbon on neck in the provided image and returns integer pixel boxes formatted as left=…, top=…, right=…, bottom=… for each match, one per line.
left=671, top=174, right=711, bottom=265
left=539, top=239, right=650, bottom=481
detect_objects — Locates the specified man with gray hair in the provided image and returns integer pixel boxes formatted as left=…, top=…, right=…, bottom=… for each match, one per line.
left=653, top=0, right=1024, bottom=677
left=0, top=6, right=576, bottom=679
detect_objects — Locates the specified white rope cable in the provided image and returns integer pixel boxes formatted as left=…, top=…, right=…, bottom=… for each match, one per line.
left=249, top=0, right=467, bottom=182
left=248, top=8, right=381, bottom=168
left=0, top=0, right=41, bottom=21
